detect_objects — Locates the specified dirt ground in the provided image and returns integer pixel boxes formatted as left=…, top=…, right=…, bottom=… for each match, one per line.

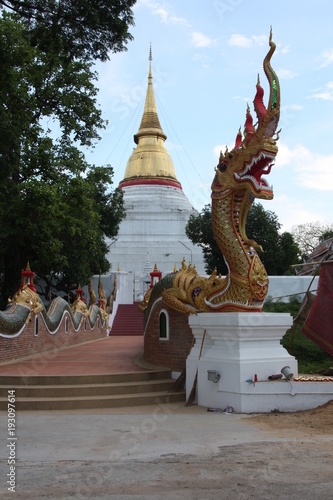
left=1, top=402, right=332, bottom=500
left=248, top=399, right=333, bottom=436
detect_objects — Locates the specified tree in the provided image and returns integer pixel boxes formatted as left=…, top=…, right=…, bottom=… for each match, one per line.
left=0, top=5, right=134, bottom=306
left=291, top=222, right=333, bottom=258
left=0, top=0, right=136, bottom=62
left=186, top=205, right=227, bottom=275
left=186, top=203, right=301, bottom=276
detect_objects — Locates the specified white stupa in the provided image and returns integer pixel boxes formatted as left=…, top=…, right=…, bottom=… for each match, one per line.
left=106, top=48, right=205, bottom=300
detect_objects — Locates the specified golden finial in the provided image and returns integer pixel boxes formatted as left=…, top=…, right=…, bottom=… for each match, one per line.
left=174, top=264, right=177, bottom=272
left=210, top=268, right=217, bottom=279
left=117, top=264, right=120, bottom=272
left=98, top=274, right=107, bottom=310
left=148, top=44, right=153, bottom=84
left=225, top=145, right=229, bottom=156
left=98, top=274, right=105, bottom=295
left=243, top=104, right=251, bottom=139
left=25, top=261, right=31, bottom=271
left=88, top=278, right=96, bottom=307
left=153, top=262, right=158, bottom=272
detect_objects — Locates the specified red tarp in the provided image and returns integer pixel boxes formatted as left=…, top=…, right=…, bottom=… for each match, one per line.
left=301, top=263, right=333, bottom=356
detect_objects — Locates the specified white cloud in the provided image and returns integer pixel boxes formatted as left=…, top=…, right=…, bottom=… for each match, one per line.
left=277, top=68, right=297, bottom=80
left=137, top=0, right=191, bottom=27
left=321, top=48, right=333, bottom=67
left=281, top=104, right=303, bottom=111
left=138, top=1, right=217, bottom=51
left=252, top=35, right=267, bottom=46
left=228, top=33, right=267, bottom=48
left=275, top=143, right=310, bottom=167
left=193, top=53, right=211, bottom=69
left=232, top=95, right=251, bottom=102
left=268, top=195, right=325, bottom=231
left=276, top=143, right=333, bottom=191
left=309, top=81, right=333, bottom=100
left=276, top=43, right=290, bottom=54
left=193, top=53, right=210, bottom=63
left=191, top=31, right=217, bottom=48
left=313, top=91, right=333, bottom=100
left=213, top=143, right=236, bottom=158
left=213, top=144, right=226, bottom=158
left=228, top=34, right=252, bottom=48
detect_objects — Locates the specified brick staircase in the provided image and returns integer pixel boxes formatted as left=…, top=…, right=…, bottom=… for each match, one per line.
left=111, top=303, right=144, bottom=336
left=0, top=370, right=185, bottom=411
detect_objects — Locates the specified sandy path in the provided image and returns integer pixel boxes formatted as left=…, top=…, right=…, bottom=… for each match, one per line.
left=1, top=402, right=332, bottom=499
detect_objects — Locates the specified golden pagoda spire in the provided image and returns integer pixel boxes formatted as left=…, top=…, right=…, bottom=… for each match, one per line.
left=119, top=45, right=181, bottom=188
left=134, top=44, right=166, bottom=145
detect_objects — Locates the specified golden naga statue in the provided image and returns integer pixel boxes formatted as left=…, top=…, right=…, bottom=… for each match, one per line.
left=8, top=285, right=44, bottom=323
left=71, top=284, right=89, bottom=318
left=143, top=30, right=280, bottom=316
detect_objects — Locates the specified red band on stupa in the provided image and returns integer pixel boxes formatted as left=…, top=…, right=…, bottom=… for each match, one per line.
left=119, top=178, right=182, bottom=190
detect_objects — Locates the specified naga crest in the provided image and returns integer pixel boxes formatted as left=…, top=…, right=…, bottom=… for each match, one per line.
left=213, top=28, right=280, bottom=201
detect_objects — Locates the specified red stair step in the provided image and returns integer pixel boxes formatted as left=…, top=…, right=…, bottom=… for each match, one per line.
left=111, top=304, right=144, bottom=336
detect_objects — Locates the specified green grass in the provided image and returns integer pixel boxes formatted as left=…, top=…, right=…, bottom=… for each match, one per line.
left=263, top=299, right=333, bottom=373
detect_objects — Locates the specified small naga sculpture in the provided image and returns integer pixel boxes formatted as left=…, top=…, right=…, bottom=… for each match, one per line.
left=8, top=284, right=44, bottom=324
left=142, top=29, right=280, bottom=316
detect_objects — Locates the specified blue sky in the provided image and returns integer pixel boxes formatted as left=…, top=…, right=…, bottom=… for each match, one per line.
left=85, top=0, right=333, bottom=232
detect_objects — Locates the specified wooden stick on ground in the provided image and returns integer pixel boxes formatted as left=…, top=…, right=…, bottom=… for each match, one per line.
left=185, top=330, right=207, bottom=407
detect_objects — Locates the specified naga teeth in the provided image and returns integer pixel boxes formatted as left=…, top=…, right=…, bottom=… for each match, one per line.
left=237, top=152, right=275, bottom=177
left=234, top=173, right=273, bottom=191
left=234, top=152, right=274, bottom=191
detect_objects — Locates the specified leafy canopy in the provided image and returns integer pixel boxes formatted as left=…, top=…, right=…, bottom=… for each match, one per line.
left=0, top=3, right=135, bottom=306
left=0, top=0, right=136, bottom=62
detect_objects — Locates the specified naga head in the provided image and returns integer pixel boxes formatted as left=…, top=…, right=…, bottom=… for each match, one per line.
left=213, top=29, right=280, bottom=201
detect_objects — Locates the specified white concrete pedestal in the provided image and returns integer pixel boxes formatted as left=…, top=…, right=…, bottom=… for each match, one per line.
left=187, top=312, right=299, bottom=413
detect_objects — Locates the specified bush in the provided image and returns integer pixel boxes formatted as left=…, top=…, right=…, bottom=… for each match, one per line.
left=263, top=299, right=333, bottom=373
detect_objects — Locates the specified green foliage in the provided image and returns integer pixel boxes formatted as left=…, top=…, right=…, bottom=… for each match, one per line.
left=263, top=299, right=333, bottom=373
left=0, top=6, right=133, bottom=306
left=186, top=204, right=226, bottom=275
left=246, top=204, right=301, bottom=275
left=321, top=230, right=333, bottom=242
left=186, top=202, right=301, bottom=276
left=0, top=0, right=136, bottom=62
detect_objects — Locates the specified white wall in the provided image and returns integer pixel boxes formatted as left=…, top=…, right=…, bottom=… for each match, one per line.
left=107, top=272, right=134, bottom=332
left=267, top=276, right=319, bottom=302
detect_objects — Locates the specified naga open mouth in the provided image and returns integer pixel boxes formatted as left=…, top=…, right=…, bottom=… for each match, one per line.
left=234, top=151, right=275, bottom=192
